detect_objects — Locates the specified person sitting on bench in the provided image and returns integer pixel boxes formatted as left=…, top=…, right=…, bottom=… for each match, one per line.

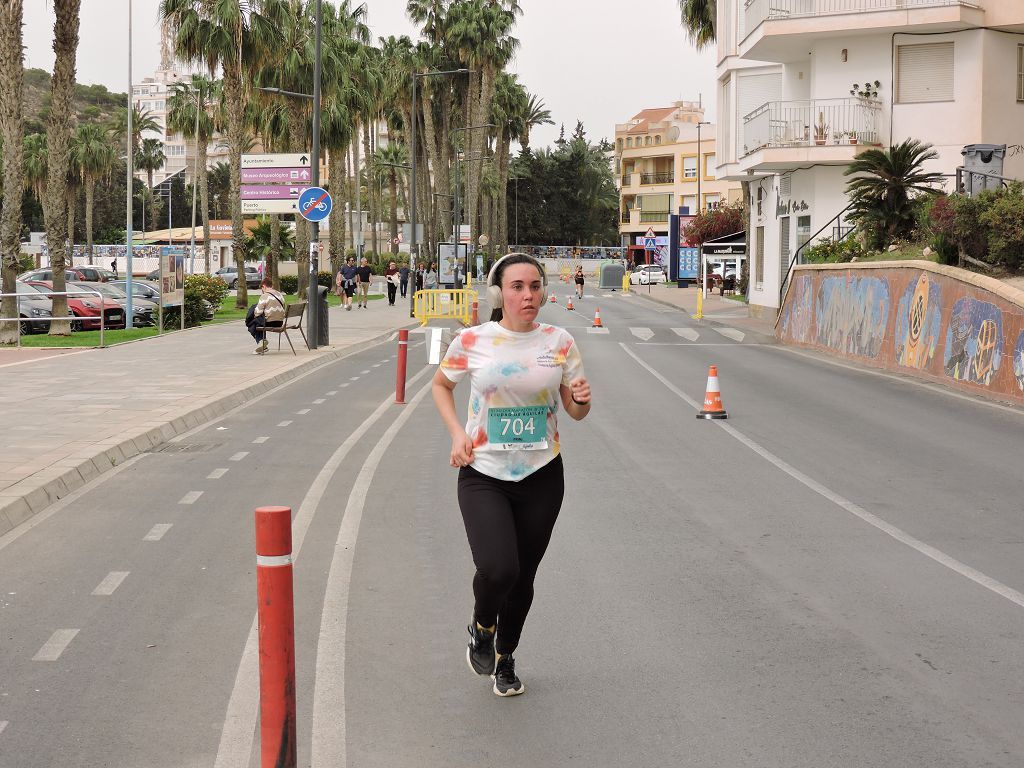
left=246, top=277, right=286, bottom=354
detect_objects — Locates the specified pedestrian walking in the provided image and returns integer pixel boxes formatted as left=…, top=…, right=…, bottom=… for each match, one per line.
left=573, top=265, right=584, bottom=300
left=339, top=256, right=357, bottom=311
left=399, top=264, right=410, bottom=299
left=110, top=259, right=118, bottom=279
left=415, top=262, right=424, bottom=293
left=384, top=261, right=400, bottom=306
left=424, top=262, right=438, bottom=291
left=356, top=256, right=373, bottom=308
left=431, top=253, right=591, bottom=697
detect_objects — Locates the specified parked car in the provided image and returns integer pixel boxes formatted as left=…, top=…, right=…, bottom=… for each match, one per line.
left=69, top=281, right=156, bottom=327
left=213, top=265, right=261, bottom=289
left=19, top=265, right=117, bottom=283
left=629, top=264, right=668, bottom=285
left=24, top=280, right=126, bottom=330
left=110, top=280, right=215, bottom=320
left=13, top=281, right=73, bottom=334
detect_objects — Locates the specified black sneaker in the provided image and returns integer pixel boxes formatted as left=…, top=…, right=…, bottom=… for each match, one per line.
left=492, top=654, right=524, bottom=697
left=466, top=623, right=495, bottom=676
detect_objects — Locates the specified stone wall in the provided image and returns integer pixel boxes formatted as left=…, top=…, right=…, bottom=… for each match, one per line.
left=776, top=261, right=1024, bottom=406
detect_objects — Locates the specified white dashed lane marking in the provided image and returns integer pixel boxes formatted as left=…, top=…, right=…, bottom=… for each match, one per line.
left=313, top=399, right=325, bottom=404
left=253, top=436, right=269, bottom=444
left=208, top=468, right=229, bottom=479
left=349, top=377, right=359, bottom=382
left=179, top=491, right=203, bottom=505
left=143, top=524, right=172, bottom=542
left=296, top=409, right=311, bottom=415
left=340, top=383, right=350, bottom=387
left=714, top=327, right=745, bottom=342
left=92, top=571, right=129, bottom=596
left=230, top=452, right=249, bottom=462
left=277, top=421, right=293, bottom=427
left=672, top=328, right=699, bottom=341
left=326, top=391, right=337, bottom=396
left=371, top=364, right=381, bottom=368
left=33, top=629, right=79, bottom=661
left=629, top=327, right=654, bottom=341
left=360, top=370, right=370, bottom=374
left=0, top=721, right=7, bottom=736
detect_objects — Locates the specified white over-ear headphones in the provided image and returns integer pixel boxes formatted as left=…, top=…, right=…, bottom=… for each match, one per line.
left=486, top=253, right=548, bottom=312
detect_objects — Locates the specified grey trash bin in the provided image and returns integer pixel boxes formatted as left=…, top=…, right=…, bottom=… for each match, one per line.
left=316, top=285, right=329, bottom=346
left=961, top=144, right=1007, bottom=196
left=599, top=261, right=626, bottom=290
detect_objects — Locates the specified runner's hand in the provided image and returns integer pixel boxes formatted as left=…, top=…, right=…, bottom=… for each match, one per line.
left=450, top=432, right=475, bottom=467
left=570, top=377, right=591, bottom=404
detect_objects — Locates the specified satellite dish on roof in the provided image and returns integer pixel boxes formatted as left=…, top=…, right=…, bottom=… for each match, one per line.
left=667, top=125, right=680, bottom=142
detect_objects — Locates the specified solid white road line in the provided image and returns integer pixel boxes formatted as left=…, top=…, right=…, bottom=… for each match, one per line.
left=714, top=327, right=745, bottom=343
left=637, top=342, right=763, bottom=347
left=296, top=409, right=311, bottom=415
left=229, top=452, right=249, bottom=462
left=143, top=524, right=172, bottom=542
left=620, top=343, right=1024, bottom=611
left=277, top=420, right=293, bottom=427
left=312, top=379, right=433, bottom=768
left=629, top=327, right=654, bottom=341
left=253, top=437, right=269, bottom=444
left=92, top=571, right=129, bottom=596
left=212, top=364, right=434, bottom=768
left=672, top=327, right=699, bottom=341
left=178, top=491, right=203, bottom=505
left=32, top=629, right=79, bottom=661
left=207, top=468, right=229, bottom=480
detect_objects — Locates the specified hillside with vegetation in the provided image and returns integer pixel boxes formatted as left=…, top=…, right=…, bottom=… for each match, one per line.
left=22, top=67, right=127, bottom=134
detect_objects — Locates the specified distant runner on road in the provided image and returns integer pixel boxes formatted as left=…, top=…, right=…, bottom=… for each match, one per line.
left=432, top=252, right=592, bottom=697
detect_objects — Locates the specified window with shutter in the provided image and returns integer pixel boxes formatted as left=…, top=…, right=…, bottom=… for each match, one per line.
left=897, top=43, right=954, bottom=104
left=755, top=226, right=765, bottom=290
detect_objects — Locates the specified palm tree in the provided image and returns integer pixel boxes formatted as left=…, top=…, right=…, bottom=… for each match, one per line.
left=0, top=0, right=24, bottom=344
left=162, top=0, right=281, bottom=308
left=72, top=122, right=117, bottom=264
left=247, top=214, right=294, bottom=262
left=372, top=143, right=409, bottom=255
left=167, top=74, right=221, bottom=273
left=519, top=93, right=552, bottom=152
left=23, top=133, right=47, bottom=203
left=41, top=0, right=81, bottom=337
left=108, top=105, right=162, bottom=156
left=678, top=0, right=716, bottom=50
left=137, top=137, right=165, bottom=238
left=844, top=138, right=945, bottom=247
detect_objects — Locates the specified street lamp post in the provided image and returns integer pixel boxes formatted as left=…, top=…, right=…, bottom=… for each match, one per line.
left=125, top=0, right=134, bottom=326
left=188, top=84, right=201, bottom=276
left=409, top=68, right=469, bottom=317
left=696, top=120, right=711, bottom=298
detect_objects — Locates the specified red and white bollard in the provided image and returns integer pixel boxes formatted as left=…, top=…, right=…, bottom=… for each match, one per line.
left=471, top=300, right=479, bottom=326
left=254, top=506, right=297, bottom=768
left=396, top=328, right=409, bottom=404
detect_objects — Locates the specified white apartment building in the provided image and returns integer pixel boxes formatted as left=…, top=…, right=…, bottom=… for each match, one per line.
left=715, top=1, right=1024, bottom=317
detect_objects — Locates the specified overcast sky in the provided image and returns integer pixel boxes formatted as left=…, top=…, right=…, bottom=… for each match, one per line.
left=23, top=0, right=717, bottom=149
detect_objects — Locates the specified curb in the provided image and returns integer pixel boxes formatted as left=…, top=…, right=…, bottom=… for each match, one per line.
left=0, top=324, right=413, bottom=537
left=629, top=290, right=779, bottom=345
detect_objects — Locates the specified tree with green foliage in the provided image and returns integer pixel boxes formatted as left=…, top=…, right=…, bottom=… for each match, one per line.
left=71, top=122, right=117, bottom=264
left=137, top=137, right=165, bottom=237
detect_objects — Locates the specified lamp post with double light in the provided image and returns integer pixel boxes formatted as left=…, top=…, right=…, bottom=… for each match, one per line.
left=409, top=68, right=469, bottom=317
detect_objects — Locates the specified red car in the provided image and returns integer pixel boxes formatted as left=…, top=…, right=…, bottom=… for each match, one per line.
left=25, top=280, right=127, bottom=330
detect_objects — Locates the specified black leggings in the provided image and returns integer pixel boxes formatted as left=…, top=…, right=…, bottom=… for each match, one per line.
left=457, top=455, right=564, bottom=655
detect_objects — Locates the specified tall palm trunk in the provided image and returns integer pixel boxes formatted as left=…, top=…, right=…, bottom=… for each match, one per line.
left=328, top=147, right=345, bottom=274
left=346, top=143, right=355, bottom=250
left=464, top=71, right=483, bottom=254
left=42, top=0, right=79, bottom=336
left=66, top=185, right=77, bottom=263
left=352, top=128, right=361, bottom=256
left=496, top=137, right=510, bottom=255
left=389, top=172, right=399, bottom=255
left=437, top=88, right=453, bottom=244
left=362, top=122, right=377, bottom=257
left=0, top=0, right=24, bottom=344
left=421, top=81, right=444, bottom=250
left=222, top=60, right=248, bottom=308
left=289, top=102, right=310, bottom=297
left=198, top=138, right=211, bottom=273
left=85, top=177, right=96, bottom=263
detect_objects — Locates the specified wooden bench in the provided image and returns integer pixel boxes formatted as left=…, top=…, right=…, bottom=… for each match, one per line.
left=263, top=300, right=308, bottom=355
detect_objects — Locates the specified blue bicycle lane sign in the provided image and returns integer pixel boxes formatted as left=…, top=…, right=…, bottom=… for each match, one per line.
left=298, top=186, right=332, bottom=222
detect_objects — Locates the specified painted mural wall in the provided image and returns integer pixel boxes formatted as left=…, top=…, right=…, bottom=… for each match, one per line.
left=778, top=261, right=1024, bottom=405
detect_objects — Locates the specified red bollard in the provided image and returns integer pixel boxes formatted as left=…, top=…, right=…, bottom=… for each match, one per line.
left=471, top=300, right=479, bottom=326
left=254, top=506, right=297, bottom=768
left=396, top=328, right=409, bottom=404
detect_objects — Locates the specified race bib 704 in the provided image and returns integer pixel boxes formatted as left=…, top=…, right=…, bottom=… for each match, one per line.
left=486, top=406, right=548, bottom=450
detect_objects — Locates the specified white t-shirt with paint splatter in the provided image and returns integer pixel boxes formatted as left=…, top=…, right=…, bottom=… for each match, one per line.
left=439, top=321, right=585, bottom=482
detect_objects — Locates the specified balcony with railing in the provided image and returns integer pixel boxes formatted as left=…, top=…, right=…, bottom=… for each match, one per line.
left=640, top=172, right=674, bottom=185
left=621, top=209, right=632, bottom=224
left=741, top=98, right=881, bottom=170
left=639, top=210, right=670, bottom=223
left=741, top=0, right=983, bottom=61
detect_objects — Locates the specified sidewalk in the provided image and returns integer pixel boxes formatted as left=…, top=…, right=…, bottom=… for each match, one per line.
left=0, top=296, right=417, bottom=536
left=626, top=283, right=779, bottom=343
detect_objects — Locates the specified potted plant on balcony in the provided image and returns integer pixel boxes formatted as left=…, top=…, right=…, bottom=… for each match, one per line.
left=813, top=112, right=829, bottom=146
left=850, top=81, right=881, bottom=101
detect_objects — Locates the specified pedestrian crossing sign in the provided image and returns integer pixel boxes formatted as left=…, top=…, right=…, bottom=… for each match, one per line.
left=643, top=236, right=657, bottom=249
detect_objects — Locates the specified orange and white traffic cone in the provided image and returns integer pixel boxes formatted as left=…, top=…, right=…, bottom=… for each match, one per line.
left=696, top=365, right=728, bottom=420
left=549, top=293, right=557, bottom=304
left=566, top=297, right=575, bottom=311
left=592, top=308, right=603, bottom=328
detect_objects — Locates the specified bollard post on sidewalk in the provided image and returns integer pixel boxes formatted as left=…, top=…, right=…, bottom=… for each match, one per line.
left=396, top=328, right=409, bottom=404
left=471, top=300, right=479, bottom=326
left=254, top=506, right=297, bottom=768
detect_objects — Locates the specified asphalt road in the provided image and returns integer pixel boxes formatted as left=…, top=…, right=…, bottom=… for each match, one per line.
left=1, top=289, right=1022, bottom=768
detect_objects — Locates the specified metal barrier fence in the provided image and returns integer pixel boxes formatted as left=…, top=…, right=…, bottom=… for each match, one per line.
left=0, top=287, right=109, bottom=348
left=413, top=288, right=478, bottom=327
